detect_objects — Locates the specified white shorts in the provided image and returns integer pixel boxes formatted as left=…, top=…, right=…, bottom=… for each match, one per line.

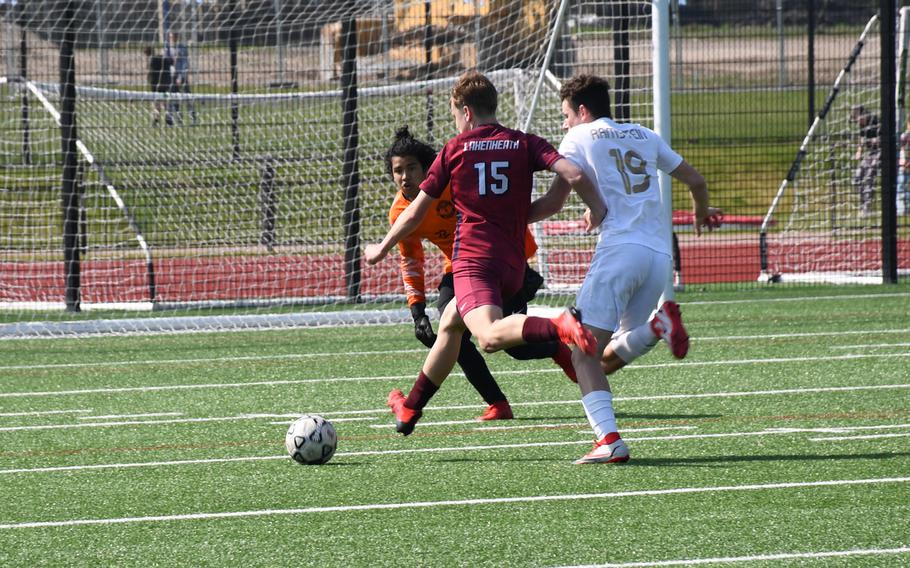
left=575, top=243, right=672, bottom=333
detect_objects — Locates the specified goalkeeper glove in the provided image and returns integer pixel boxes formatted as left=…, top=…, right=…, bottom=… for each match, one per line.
left=410, top=302, right=437, bottom=348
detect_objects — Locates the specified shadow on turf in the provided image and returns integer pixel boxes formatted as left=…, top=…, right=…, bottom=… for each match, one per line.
left=623, top=451, right=910, bottom=468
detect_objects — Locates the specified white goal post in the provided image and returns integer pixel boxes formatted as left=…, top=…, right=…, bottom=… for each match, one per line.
left=759, top=9, right=910, bottom=285
left=0, top=0, right=669, bottom=338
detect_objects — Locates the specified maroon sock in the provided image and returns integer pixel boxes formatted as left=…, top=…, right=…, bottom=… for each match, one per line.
left=404, top=372, right=439, bottom=410
left=521, top=316, right=559, bottom=343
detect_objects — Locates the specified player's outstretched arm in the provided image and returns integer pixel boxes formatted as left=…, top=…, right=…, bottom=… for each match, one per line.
left=365, top=191, right=436, bottom=265
left=550, top=158, right=606, bottom=228
left=669, top=159, right=721, bottom=236
left=528, top=175, right=572, bottom=224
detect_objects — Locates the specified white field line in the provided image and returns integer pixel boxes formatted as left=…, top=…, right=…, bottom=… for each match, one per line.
left=0, top=348, right=427, bottom=371
left=0, top=424, right=886, bottom=476
left=829, top=342, right=910, bottom=350
left=766, top=423, right=910, bottom=434
left=0, top=414, right=273, bottom=433
left=3, top=353, right=910, bottom=401
left=3, top=328, right=910, bottom=373
left=368, top=418, right=695, bottom=432
left=77, top=412, right=183, bottom=420
left=3, top=384, right=910, bottom=434
left=0, top=409, right=92, bottom=417
left=699, top=328, right=910, bottom=342
left=1, top=476, right=908, bottom=530
left=810, top=432, right=910, bottom=442
left=369, top=418, right=482, bottom=428
left=556, top=546, right=910, bottom=567
left=685, top=291, right=910, bottom=305
left=2, top=383, right=909, bottom=426
left=479, top=424, right=695, bottom=433
left=266, top=416, right=377, bottom=425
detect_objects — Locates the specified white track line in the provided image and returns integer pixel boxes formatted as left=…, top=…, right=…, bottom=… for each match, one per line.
left=3, top=353, right=910, bottom=400
left=0, top=424, right=876, bottom=476
left=685, top=291, right=910, bottom=305
left=555, top=546, right=910, bottom=567
left=0, top=348, right=427, bottom=371
left=0, top=414, right=276, bottom=433
left=767, top=423, right=910, bottom=434
left=3, top=327, right=910, bottom=372
left=0, top=409, right=92, bottom=417
left=2, top=383, right=908, bottom=424
left=1, top=476, right=907, bottom=530
left=477, top=424, right=694, bottom=433
left=76, top=412, right=183, bottom=420
left=810, top=432, right=910, bottom=442
left=266, top=416, right=377, bottom=425
left=830, top=342, right=910, bottom=350
left=700, top=328, right=910, bottom=341
left=2, top=384, right=908, bottom=433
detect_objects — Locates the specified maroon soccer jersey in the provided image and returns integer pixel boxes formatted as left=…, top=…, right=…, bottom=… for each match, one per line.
left=420, top=123, right=562, bottom=268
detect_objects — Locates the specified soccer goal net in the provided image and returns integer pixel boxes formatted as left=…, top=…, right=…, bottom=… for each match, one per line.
left=759, top=10, right=910, bottom=284
left=1, top=0, right=666, bottom=337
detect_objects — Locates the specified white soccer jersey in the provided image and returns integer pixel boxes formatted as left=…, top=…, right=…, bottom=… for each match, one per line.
left=558, top=117, right=683, bottom=256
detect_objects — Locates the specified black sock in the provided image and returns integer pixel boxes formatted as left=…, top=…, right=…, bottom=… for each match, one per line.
left=457, top=333, right=506, bottom=405
left=504, top=341, right=558, bottom=360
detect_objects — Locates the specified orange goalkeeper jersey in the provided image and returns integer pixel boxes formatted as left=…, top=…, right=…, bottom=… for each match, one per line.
left=389, top=185, right=538, bottom=306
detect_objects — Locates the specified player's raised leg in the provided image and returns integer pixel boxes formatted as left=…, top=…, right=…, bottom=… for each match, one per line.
left=388, top=300, right=466, bottom=435
left=460, top=306, right=595, bottom=357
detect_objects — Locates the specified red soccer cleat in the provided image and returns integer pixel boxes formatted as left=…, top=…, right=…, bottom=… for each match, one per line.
left=574, top=433, right=630, bottom=464
left=649, top=300, right=689, bottom=359
left=551, top=307, right=597, bottom=356
left=552, top=342, right=578, bottom=383
left=476, top=400, right=514, bottom=421
left=387, top=389, right=422, bottom=436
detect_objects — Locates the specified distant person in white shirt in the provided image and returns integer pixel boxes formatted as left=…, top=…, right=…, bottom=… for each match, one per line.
left=555, top=75, right=721, bottom=464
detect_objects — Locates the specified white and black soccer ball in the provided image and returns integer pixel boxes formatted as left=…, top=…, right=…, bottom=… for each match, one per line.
left=285, top=415, right=337, bottom=465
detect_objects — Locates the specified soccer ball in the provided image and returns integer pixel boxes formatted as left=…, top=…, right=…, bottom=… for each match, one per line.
left=285, top=415, right=337, bottom=465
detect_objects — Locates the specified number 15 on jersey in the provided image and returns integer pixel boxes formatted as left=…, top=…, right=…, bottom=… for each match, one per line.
left=474, top=161, right=510, bottom=195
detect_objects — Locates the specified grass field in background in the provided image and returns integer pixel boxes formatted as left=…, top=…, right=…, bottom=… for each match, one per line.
left=2, top=84, right=822, bottom=250
left=1, top=284, right=908, bottom=566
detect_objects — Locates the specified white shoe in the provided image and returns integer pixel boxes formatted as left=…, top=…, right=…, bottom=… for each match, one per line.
left=574, top=434, right=630, bottom=464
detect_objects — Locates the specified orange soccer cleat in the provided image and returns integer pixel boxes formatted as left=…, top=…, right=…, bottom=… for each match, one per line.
left=476, top=400, right=514, bottom=421
left=387, top=389, right=422, bottom=436
left=551, top=307, right=597, bottom=356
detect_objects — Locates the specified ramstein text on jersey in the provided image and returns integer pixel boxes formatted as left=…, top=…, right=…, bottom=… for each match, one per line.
left=589, top=127, right=648, bottom=141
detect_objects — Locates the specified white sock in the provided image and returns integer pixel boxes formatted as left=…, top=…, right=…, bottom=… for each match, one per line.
left=610, top=323, right=658, bottom=364
left=581, top=390, right=617, bottom=440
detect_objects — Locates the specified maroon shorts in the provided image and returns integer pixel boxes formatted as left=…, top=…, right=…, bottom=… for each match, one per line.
left=452, top=257, right=523, bottom=317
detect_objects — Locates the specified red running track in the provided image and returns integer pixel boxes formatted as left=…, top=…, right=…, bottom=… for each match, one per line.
left=2, top=238, right=907, bottom=303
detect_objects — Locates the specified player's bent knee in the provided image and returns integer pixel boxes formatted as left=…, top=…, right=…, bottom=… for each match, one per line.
left=600, top=351, right=626, bottom=375
left=476, top=337, right=500, bottom=353
left=609, top=332, right=654, bottom=366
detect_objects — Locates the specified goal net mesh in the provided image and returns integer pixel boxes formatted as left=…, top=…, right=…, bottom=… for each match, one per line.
left=0, top=0, right=659, bottom=337
left=762, top=14, right=908, bottom=283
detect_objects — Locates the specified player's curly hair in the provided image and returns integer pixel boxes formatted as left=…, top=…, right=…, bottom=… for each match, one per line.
left=384, top=126, right=437, bottom=177
left=559, top=74, right=613, bottom=120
